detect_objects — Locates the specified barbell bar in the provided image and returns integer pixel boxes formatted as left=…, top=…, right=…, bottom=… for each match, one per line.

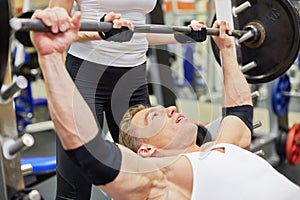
left=10, top=18, right=249, bottom=38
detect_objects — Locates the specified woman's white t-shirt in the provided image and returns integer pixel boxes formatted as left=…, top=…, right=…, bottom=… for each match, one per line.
left=68, top=0, right=157, bottom=67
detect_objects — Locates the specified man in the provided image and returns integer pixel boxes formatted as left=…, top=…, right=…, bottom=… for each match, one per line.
left=30, top=7, right=300, bottom=200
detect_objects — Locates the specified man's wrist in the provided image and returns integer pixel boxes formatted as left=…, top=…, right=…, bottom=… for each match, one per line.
left=220, top=47, right=235, bottom=56
left=38, top=52, right=65, bottom=70
left=38, top=52, right=63, bottom=60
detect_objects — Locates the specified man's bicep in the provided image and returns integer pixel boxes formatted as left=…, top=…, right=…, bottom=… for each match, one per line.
left=215, top=116, right=251, bottom=148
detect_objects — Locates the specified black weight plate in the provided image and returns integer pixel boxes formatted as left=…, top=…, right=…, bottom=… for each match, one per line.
left=211, top=0, right=300, bottom=84
left=0, top=0, right=10, bottom=90
left=236, top=0, right=300, bottom=84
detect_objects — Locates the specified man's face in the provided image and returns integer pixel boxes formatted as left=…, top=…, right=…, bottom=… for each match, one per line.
left=131, top=105, right=198, bottom=154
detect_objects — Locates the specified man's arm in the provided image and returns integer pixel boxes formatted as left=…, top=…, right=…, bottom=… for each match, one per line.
left=31, top=8, right=166, bottom=199
left=38, top=47, right=166, bottom=200
left=212, top=21, right=252, bottom=148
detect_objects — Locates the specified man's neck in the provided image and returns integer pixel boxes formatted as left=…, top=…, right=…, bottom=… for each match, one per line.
left=155, top=144, right=202, bottom=157
left=185, top=144, right=202, bottom=153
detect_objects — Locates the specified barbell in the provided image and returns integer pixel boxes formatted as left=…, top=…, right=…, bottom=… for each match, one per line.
left=1, top=0, right=300, bottom=91
left=10, top=18, right=248, bottom=37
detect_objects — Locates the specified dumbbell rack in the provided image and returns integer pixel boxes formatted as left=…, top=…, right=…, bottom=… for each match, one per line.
left=0, top=68, right=26, bottom=199
left=250, top=82, right=290, bottom=166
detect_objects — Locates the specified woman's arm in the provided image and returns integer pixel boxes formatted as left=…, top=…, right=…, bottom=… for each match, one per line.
left=147, top=33, right=178, bottom=45
left=147, top=22, right=207, bottom=45
left=48, top=0, right=74, bottom=15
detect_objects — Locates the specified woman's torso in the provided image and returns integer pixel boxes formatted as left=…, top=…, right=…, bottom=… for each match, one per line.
left=69, top=0, right=157, bottom=67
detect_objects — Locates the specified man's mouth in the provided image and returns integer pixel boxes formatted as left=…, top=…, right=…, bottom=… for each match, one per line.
left=176, top=114, right=184, bottom=123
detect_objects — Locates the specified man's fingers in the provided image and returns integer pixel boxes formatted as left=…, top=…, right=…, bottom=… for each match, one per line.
left=54, top=7, right=71, bottom=32
left=32, top=9, right=52, bottom=27
left=33, top=7, right=71, bottom=34
left=215, top=20, right=233, bottom=36
left=71, top=11, right=81, bottom=31
left=226, top=22, right=232, bottom=35
left=42, top=8, right=59, bottom=34
left=219, top=21, right=227, bottom=37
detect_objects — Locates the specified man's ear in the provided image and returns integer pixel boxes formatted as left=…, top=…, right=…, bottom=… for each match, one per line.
left=137, top=144, right=156, bottom=158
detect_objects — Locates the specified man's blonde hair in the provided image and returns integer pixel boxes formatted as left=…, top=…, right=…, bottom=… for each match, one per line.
left=119, top=104, right=149, bottom=153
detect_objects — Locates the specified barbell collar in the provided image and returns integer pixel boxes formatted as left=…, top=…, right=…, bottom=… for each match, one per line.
left=10, top=18, right=248, bottom=37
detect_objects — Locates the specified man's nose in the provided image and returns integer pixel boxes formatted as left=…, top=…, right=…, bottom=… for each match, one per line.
left=165, top=106, right=177, bottom=117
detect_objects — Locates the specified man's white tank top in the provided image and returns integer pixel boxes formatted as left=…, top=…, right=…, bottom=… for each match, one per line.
left=184, top=143, right=300, bottom=200
left=69, top=0, right=157, bottom=67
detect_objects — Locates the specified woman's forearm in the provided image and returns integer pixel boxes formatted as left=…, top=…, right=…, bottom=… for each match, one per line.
left=147, top=33, right=178, bottom=45
left=76, top=31, right=102, bottom=42
left=48, top=0, right=74, bottom=14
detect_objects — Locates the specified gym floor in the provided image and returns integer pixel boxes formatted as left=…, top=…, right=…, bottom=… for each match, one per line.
left=20, top=79, right=300, bottom=199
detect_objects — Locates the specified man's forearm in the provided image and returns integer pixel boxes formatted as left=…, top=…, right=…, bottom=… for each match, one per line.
left=218, top=47, right=253, bottom=147
left=221, top=48, right=252, bottom=107
left=38, top=53, right=98, bottom=149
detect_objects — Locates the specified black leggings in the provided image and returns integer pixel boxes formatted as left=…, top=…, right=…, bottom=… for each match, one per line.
left=56, top=54, right=150, bottom=200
